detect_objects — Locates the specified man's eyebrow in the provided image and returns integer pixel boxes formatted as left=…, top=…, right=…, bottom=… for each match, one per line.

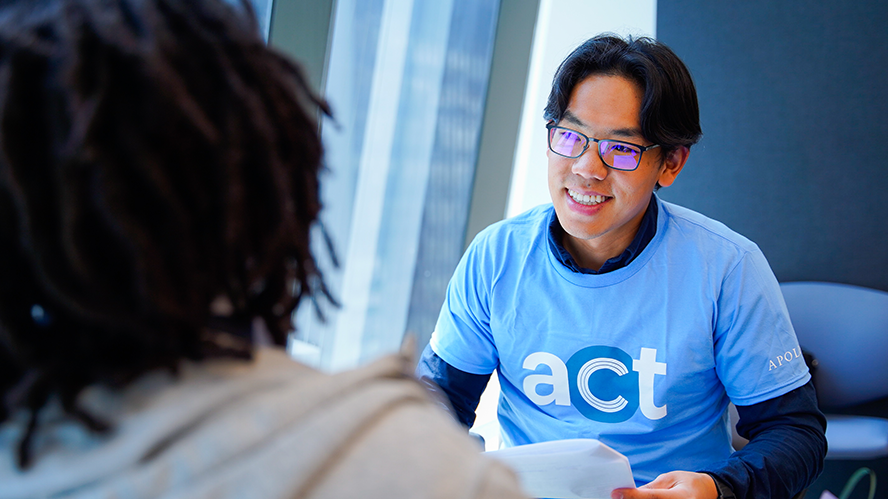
left=561, top=111, right=586, bottom=128
left=609, top=127, right=645, bottom=140
left=560, top=110, right=644, bottom=140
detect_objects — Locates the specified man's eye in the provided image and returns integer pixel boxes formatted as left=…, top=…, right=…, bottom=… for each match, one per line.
left=556, top=131, right=582, bottom=147
left=609, top=143, right=636, bottom=154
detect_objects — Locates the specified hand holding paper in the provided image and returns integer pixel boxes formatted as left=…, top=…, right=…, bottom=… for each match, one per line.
left=612, top=471, right=718, bottom=499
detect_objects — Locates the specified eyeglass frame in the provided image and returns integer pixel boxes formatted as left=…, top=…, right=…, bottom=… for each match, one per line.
left=546, top=122, right=660, bottom=171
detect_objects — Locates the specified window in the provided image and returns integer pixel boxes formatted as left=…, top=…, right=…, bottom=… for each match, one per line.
left=290, top=0, right=500, bottom=371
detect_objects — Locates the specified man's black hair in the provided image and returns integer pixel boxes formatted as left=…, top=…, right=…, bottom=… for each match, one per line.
left=544, top=34, right=702, bottom=155
left=0, top=0, right=333, bottom=468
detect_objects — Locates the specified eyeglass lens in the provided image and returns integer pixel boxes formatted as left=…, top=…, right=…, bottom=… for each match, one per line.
left=549, top=127, right=641, bottom=170
left=550, top=128, right=585, bottom=157
left=602, top=141, right=640, bottom=170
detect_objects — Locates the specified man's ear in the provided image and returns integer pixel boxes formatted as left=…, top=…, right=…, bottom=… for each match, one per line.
left=656, top=146, right=689, bottom=188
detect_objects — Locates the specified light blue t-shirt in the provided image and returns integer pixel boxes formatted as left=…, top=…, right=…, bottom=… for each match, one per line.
left=430, top=197, right=810, bottom=484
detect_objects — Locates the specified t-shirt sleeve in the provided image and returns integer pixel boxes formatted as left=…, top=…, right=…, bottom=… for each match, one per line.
left=713, top=247, right=810, bottom=406
left=429, top=234, right=499, bottom=375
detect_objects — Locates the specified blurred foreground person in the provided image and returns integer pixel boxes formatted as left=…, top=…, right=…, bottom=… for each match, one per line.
left=0, top=1, right=526, bottom=498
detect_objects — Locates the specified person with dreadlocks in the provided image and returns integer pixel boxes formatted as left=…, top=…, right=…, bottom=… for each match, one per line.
left=0, top=1, right=528, bottom=498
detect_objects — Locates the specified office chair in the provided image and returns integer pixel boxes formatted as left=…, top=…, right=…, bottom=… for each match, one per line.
left=780, top=281, right=888, bottom=460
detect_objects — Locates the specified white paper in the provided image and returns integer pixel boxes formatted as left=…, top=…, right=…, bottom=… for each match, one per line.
left=485, top=439, right=635, bottom=499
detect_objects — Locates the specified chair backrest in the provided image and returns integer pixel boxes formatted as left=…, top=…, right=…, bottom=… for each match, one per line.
left=780, top=281, right=888, bottom=409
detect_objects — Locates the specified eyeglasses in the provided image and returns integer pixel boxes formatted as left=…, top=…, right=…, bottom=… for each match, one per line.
left=546, top=123, right=659, bottom=171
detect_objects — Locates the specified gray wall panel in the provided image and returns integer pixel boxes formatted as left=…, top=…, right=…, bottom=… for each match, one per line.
left=657, top=1, right=888, bottom=292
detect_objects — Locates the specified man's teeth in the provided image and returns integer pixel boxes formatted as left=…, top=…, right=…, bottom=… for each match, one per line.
left=569, top=190, right=607, bottom=205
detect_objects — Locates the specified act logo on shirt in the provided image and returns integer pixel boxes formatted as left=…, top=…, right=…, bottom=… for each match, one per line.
left=522, top=346, right=667, bottom=423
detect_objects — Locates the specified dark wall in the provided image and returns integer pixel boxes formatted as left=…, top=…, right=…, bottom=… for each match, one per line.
left=656, top=1, right=888, bottom=292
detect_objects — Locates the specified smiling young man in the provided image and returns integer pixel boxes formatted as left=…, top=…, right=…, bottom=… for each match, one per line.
left=547, top=75, right=686, bottom=271
left=417, top=35, right=827, bottom=499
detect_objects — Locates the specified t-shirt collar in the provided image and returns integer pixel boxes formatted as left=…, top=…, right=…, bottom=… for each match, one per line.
left=548, top=194, right=659, bottom=275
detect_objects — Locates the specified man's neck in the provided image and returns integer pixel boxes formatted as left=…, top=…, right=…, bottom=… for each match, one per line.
left=562, top=224, right=642, bottom=271
left=549, top=195, right=659, bottom=275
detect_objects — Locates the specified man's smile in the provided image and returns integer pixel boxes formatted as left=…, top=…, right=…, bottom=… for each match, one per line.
left=568, top=188, right=611, bottom=206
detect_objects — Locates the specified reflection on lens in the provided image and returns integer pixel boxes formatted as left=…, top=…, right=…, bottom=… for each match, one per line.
left=552, top=129, right=584, bottom=157
left=600, top=140, right=640, bottom=170
left=611, top=155, right=637, bottom=170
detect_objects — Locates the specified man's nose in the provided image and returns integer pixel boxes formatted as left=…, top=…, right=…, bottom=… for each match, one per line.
left=571, top=148, right=609, bottom=181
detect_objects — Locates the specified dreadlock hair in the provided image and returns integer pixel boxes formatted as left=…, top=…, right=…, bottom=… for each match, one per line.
left=0, top=0, right=333, bottom=468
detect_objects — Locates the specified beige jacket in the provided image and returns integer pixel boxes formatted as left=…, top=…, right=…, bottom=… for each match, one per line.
left=0, top=348, right=526, bottom=499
